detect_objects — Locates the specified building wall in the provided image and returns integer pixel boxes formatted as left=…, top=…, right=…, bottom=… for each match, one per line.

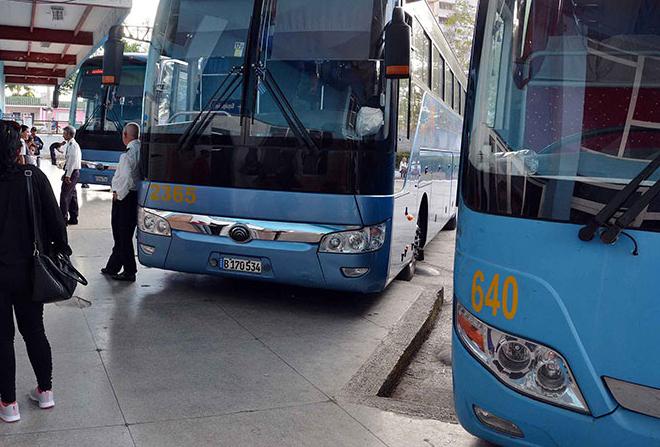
left=427, top=0, right=458, bottom=24
left=3, top=104, right=79, bottom=129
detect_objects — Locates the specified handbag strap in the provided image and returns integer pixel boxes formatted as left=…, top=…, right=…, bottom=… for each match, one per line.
left=24, top=170, right=42, bottom=256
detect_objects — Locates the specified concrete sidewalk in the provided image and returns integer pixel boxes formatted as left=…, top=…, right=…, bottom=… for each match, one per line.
left=1, top=164, right=482, bottom=447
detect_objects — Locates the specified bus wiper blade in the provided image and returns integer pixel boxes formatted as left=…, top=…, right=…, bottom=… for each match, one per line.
left=255, top=65, right=319, bottom=152
left=579, top=151, right=660, bottom=242
left=600, top=178, right=660, bottom=246
left=79, top=101, right=104, bottom=132
left=178, top=65, right=243, bottom=152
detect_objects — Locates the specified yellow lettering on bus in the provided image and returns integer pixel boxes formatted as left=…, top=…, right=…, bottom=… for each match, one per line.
left=471, top=271, right=519, bottom=320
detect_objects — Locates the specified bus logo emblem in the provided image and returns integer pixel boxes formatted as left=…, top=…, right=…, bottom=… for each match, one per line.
left=228, top=224, right=252, bottom=243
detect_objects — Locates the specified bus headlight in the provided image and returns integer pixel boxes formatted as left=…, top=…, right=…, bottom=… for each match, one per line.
left=319, top=223, right=386, bottom=254
left=455, top=302, right=589, bottom=413
left=138, top=207, right=171, bottom=237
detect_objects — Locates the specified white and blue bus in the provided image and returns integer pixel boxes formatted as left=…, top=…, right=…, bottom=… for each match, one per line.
left=70, top=54, right=147, bottom=186
left=135, top=0, right=467, bottom=293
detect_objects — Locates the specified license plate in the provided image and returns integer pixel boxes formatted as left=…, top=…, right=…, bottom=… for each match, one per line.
left=221, top=257, right=262, bottom=274
left=94, top=176, right=109, bottom=183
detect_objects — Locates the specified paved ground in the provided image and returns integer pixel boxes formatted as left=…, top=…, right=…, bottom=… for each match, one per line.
left=1, top=164, right=484, bottom=447
left=391, top=231, right=459, bottom=423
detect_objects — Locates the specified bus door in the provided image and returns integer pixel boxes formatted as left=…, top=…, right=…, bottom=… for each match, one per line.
left=435, top=150, right=456, bottom=221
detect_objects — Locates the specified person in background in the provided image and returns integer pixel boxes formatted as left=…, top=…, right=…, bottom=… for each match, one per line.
left=399, top=156, right=409, bottom=178
left=0, top=121, right=71, bottom=423
left=102, top=123, right=141, bottom=282
left=49, top=142, right=63, bottom=166
left=59, top=126, right=82, bottom=226
left=18, top=126, right=30, bottom=166
left=29, top=128, right=43, bottom=168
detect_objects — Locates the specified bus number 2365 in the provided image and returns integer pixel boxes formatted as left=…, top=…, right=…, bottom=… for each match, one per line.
left=149, top=184, right=198, bottom=204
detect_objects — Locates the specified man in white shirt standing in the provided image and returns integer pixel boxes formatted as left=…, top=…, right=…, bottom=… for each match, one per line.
left=60, top=126, right=82, bottom=225
left=102, top=123, right=141, bottom=282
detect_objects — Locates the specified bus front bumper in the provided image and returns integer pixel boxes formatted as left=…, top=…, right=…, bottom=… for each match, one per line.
left=78, top=167, right=116, bottom=186
left=452, top=330, right=660, bottom=447
left=137, top=230, right=389, bottom=293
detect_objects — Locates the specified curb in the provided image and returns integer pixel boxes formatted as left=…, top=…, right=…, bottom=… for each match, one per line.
left=342, top=286, right=444, bottom=402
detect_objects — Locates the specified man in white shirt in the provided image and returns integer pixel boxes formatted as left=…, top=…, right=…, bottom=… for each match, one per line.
left=60, top=126, right=82, bottom=225
left=102, top=123, right=141, bottom=282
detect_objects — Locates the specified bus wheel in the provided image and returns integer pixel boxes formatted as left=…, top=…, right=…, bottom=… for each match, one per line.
left=442, top=215, right=457, bottom=231
left=398, top=225, right=422, bottom=281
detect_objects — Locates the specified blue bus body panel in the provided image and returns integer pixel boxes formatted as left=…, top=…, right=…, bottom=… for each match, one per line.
left=78, top=149, right=122, bottom=186
left=137, top=181, right=392, bottom=292
left=453, top=203, right=660, bottom=443
left=140, top=181, right=364, bottom=225
left=453, top=331, right=660, bottom=447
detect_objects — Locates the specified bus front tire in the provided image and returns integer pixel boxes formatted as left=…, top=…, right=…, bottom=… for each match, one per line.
left=442, top=215, right=457, bottom=231
left=397, top=225, right=422, bottom=282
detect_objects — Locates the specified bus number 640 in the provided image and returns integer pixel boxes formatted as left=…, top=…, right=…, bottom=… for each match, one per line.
left=471, top=270, right=519, bottom=320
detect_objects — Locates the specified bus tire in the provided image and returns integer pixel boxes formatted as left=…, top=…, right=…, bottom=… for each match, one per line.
left=442, top=215, right=457, bottom=231
left=397, top=225, right=422, bottom=282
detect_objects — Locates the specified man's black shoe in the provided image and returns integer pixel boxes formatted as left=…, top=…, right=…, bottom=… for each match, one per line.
left=101, top=268, right=118, bottom=276
left=67, top=219, right=78, bottom=225
left=111, top=272, right=136, bottom=282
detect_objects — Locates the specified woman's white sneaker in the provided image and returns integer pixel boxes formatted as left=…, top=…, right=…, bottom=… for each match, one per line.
left=0, top=401, right=20, bottom=423
left=29, top=388, right=55, bottom=409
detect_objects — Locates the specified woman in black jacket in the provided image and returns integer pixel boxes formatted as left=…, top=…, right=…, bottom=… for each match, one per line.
left=0, top=121, right=71, bottom=423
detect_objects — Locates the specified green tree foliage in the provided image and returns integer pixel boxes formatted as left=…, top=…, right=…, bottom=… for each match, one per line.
left=442, top=0, right=477, bottom=74
left=123, top=40, right=148, bottom=54
left=59, top=72, right=77, bottom=95
left=5, top=84, right=36, bottom=97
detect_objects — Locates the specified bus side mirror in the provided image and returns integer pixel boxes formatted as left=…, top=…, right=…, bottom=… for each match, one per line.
left=52, top=86, right=60, bottom=109
left=384, top=7, right=411, bottom=79
left=103, top=25, right=125, bottom=86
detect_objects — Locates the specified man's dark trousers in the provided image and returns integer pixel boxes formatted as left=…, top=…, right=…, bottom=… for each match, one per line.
left=105, top=191, right=138, bottom=275
left=60, top=170, right=79, bottom=221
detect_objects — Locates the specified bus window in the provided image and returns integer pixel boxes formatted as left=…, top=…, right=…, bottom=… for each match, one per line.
left=398, top=79, right=411, bottom=142
left=432, top=46, right=444, bottom=99
left=410, top=84, right=424, bottom=133
left=454, top=79, right=461, bottom=113
left=445, top=66, right=454, bottom=109
left=412, top=19, right=431, bottom=89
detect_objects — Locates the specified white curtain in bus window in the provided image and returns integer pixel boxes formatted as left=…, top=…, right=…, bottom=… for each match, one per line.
left=269, top=0, right=375, bottom=60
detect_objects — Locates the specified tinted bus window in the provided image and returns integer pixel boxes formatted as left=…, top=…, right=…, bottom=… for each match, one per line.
left=454, top=80, right=461, bottom=113
left=412, top=20, right=431, bottom=88
left=432, top=46, right=444, bottom=99
left=445, top=68, right=454, bottom=109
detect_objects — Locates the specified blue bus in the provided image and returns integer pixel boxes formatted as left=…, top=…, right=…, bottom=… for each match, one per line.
left=70, top=54, right=147, bottom=186
left=453, top=0, right=660, bottom=445
left=135, top=0, right=467, bottom=293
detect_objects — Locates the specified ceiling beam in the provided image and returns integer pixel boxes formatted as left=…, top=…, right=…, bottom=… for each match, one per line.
left=57, top=5, right=94, bottom=75
left=5, top=76, right=59, bottom=86
left=0, top=50, right=76, bottom=65
left=0, top=26, right=94, bottom=46
left=30, top=1, right=37, bottom=32
left=4, top=66, right=67, bottom=78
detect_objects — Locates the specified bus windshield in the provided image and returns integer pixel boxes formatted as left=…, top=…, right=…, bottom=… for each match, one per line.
left=463, top=0, right=660, bottom=232
left=72, top=61, right=146, bottom=132
left=146, top=0, right=391, bottom=144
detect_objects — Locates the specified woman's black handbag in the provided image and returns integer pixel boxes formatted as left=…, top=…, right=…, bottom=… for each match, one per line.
left=25, top=170, right=88, bottom=303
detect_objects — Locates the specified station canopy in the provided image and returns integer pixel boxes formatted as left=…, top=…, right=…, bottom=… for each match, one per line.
left=0, top=0, right=132, bottom=87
